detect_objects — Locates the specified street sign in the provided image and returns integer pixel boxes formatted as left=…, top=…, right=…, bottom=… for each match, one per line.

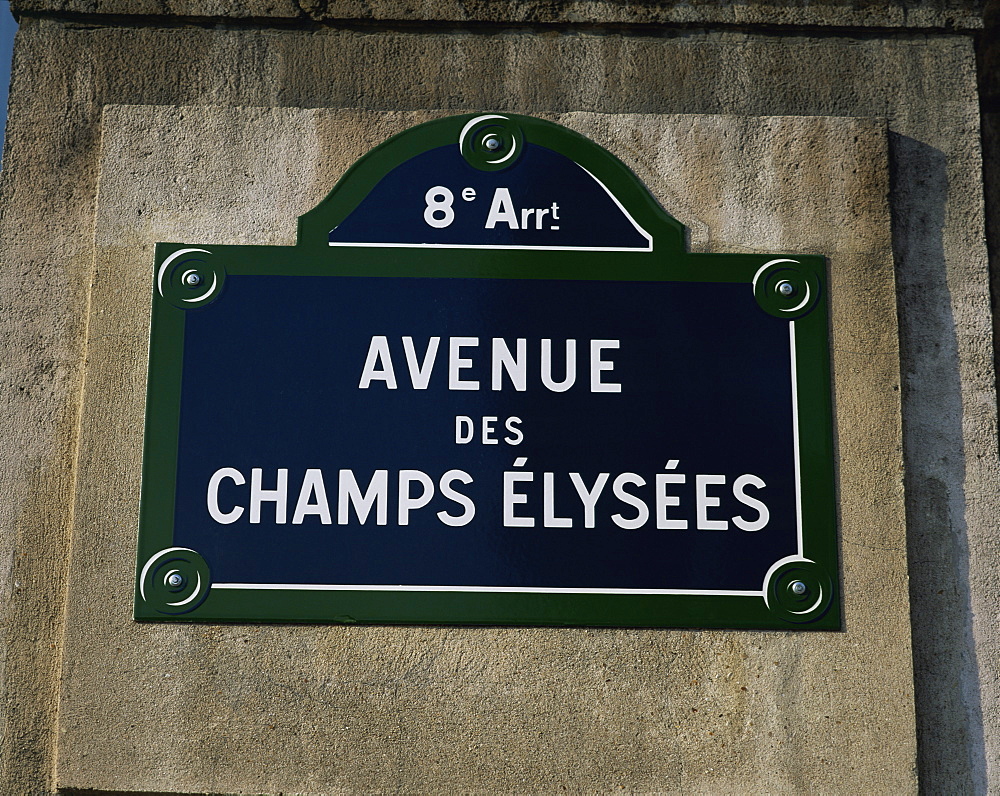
left=135, top=113, right=838, bottom=628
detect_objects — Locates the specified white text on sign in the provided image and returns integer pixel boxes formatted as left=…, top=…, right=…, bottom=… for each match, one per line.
left=423, top=186, right=561, bottom=231
left=358, top=336, right=621, bottom=393
left=205, top=464, right=769, bottom=532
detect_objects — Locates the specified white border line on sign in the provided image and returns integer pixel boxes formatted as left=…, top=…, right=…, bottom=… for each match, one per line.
left=212, top=583, right=762, bottom=596
left=327, top=242, right=649, bottom=253
left=212, top=319, right=802, bottom=599
left=790, top=320, right=805, bottom=560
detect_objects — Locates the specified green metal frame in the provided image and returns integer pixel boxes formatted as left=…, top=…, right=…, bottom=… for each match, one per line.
left=135, top=113, right=839, bottom=629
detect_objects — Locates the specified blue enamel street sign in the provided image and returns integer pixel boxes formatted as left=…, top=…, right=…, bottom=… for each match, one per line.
left=135, top=113, right=839, bottom=628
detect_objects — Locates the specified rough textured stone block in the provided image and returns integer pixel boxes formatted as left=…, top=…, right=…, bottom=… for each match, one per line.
left=51, top=105, right=914, bottom=794
left=0, top=13, right=993, bottom=794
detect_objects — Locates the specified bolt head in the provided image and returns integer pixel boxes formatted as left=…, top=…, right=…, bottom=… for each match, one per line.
left=790, top=580, right=807, bottom=596
left=167, top=573, right=184, bottom=587
left=483, top=135, right=502, bottom=152
left=776, top=280, right=795, bottom=297
left=183, top=272, right=202, bottom=287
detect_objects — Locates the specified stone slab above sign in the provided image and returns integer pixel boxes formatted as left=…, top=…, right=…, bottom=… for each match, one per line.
left=135, top=113, right=838, bottom=628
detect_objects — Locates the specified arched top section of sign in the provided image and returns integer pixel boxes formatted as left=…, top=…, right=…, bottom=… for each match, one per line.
left=297, top=113, right=686, bottom=253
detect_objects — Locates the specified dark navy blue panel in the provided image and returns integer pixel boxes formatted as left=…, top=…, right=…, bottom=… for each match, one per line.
left=328, top=145, right=650, bottom=250
left=174, top=275, right=796, bottom=591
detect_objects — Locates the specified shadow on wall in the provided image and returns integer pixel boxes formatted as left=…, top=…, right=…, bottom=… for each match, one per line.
left=889, top=131, right=987, bottom=793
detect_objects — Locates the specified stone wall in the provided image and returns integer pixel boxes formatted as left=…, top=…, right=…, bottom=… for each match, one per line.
left=0, top=2, right=995, bottom=793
